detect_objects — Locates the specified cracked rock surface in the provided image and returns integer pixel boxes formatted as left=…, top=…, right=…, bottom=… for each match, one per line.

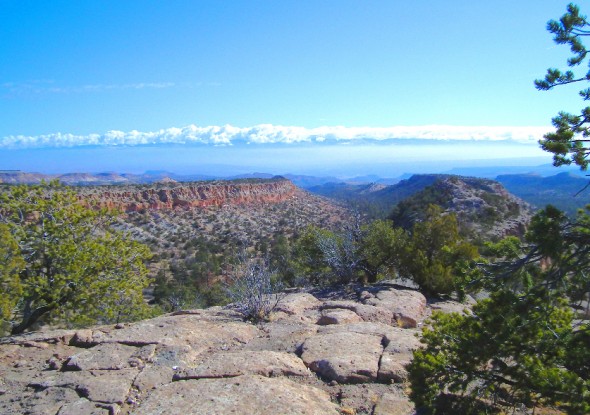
left=0, top=283, right=459, bottom=414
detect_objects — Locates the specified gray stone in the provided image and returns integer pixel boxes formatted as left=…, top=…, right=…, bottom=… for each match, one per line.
left=318, top=321, right=400, bottom=340
left=244, top=321, right=318, bottom=353
left=300, top=332, right=384, bottom=383
left=31, top=368, right=139, bottom=404
left=364, top=288, right=427, bottom=328
left=151, top=344, right=202, bottom=367
left=131, top=374, right=340, bottom=415
left=274, top=293, right=321, bottom=316
left=378, top=353, right=412, bottom=383
left=321, top=300, right=394, bottom=324
left=175, top=351, right=309, bottom=379
left=373, top=392, right=415, bottom=415
left=317, top=308, right=363, bottom=325
left=382, top=329, right=422, bottom=354
left=64, top=343, right=138, bottom=371
left=21, top=386, right=80, bottom=415
left=132, top=365, right=174, bottom=392
left=88, top=314, right=260, bottom=348
left=57, top=398, right=113, bottom=415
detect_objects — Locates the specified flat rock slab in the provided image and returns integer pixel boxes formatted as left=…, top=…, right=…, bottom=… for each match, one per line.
left=131, top=374, right=340, bottom=415
left=364, top=289, right=427, bottom=328
left=378, top=353, right=413, bottom=383
left=30, top=368, right=139, bottom=404
left=0, top=386, right=79, bottom=415
left=317, top=308, right=363, bottom=325
left=244, top=321, right=318, bottom=353
left=317, top=321, right=402, bottom=342
left=373, top=392, right=415, bottom=415
left=321, top=300, right=394, bottom=325
left=275, top=293, right=321, bottom=315
left=57, top=398, right=113, bottom=415
left=300, top=331, right=384, bottom=383
left=175, top=350, right=310, bottom=379
left=382, top=329, right=422, bottom=354
left=132, top=365, right=174, bottom=392
left=151, top=344, right=203, bottom=367
left=5, top=329, right=79, bottom=346
left=64, top=343, right=139, bottom=371
left=86, top=314, right=260, bottom=349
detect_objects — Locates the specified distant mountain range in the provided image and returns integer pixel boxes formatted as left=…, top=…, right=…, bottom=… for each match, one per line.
left=307, top=172, right=590, bottom=217
left=2, top=168, right=589, bottom=217
left=0, top=170, right=343, bottom=189
left=495, top=172, right=590, bottom=216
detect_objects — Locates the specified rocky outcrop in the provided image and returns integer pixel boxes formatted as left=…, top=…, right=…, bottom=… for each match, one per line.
left=0, top=284, right=455, bottom=415
left=77, top=178, right=301, bottom=212
left=135, top=375, right=340, bottom=415
left=390, top=175, right=533, bottom=239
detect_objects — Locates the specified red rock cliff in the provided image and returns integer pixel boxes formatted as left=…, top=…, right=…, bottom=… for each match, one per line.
left=78, top=179, right=301, bottom=212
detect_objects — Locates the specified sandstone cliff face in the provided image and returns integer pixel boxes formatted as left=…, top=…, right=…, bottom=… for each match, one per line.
left=77, top=178, right=300, bottom=212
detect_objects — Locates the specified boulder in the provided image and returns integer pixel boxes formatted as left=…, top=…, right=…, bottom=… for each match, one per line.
left=382, top=329, right=422, bottom=354
left=317, top=309, right=363, bottom=325
left=272, top=293, right=322, bottom=323
left=378, top=353, right=413, bottom=383
left=321, top=300, right=394, bottom=325
left=275, top=293, right=321, bottom=315
left=364, top=288, right=427, bottom=328
left=131, top=374, right=340, bottom=415
left=318, top=321, right=401, bottom=340
left=300, top=332, right=384, bottom=383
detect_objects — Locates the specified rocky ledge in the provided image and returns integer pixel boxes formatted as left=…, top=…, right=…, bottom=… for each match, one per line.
left=76, top=178, right=300, bottom=212
left=0, top=283, right=470, bottom=415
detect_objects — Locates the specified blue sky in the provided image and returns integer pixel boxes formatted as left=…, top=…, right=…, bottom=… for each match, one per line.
left=0, top=1, right=580, bottom=176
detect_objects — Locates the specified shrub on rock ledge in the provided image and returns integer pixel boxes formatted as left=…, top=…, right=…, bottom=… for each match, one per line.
left=226, top=256, right=284, bottom=322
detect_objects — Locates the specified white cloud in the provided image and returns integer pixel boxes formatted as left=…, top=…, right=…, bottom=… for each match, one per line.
left=0, top=124, right=551, bottom=149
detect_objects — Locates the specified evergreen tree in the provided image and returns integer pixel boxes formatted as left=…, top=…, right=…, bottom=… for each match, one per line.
left=536, top=3, right=590, bottom=170
left=400, top=205, right=480, bottom=297
left=0, top=181, right=153, bottom=335
left=408, top=206, right=590, bottom=414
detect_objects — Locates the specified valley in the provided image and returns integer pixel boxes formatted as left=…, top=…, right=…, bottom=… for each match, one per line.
left=1, top=169, right=588, bottom=414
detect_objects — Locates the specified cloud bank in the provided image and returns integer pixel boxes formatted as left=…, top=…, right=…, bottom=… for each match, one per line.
left=0, top=124, right=551, bottom=149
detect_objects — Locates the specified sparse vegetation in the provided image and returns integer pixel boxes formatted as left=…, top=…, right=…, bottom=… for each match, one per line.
left=293, top=205, right=480, bottom=295
left=225, top=255, right=284, bottom=322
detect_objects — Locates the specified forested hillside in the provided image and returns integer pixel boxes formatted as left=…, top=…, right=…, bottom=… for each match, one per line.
left=497, top=172, right=590, bottom=216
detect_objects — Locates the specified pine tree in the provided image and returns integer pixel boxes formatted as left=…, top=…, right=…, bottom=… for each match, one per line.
left=0, top=181, right=153, bottom=335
